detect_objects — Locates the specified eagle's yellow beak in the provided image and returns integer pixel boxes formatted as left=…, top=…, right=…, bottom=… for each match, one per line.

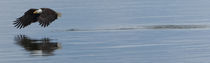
left=57, top=12, right=62, bottom=17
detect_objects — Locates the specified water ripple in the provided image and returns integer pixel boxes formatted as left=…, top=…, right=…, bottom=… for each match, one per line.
left=65, top=24, right=210, bottom=32
left=99, top=44, right=169, bottom=49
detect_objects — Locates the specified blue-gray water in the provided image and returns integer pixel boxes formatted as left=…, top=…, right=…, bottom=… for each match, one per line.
left=1, top=0, right=210, bottom=63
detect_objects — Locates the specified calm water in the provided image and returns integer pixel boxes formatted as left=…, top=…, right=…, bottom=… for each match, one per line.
left=1, top=0, right=210, bottom=63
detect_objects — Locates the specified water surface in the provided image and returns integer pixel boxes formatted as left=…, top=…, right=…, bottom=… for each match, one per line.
left=1, top=0, right=210, bottom=63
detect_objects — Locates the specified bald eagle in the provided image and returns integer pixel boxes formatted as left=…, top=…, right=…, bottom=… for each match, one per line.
left=13, top=8, right=61, bottom=29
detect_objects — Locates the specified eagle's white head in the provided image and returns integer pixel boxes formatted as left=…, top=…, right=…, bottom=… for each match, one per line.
left=33, top=9, right=42, bottom=14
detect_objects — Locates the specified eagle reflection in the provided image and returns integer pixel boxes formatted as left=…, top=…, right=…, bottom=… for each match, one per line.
left=14, top=35, right=61, bottom=56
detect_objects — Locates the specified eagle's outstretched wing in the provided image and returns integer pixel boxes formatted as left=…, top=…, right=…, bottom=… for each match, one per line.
left=38, top=8, right=58, bottom=27
left=13, top=9, right=39, bottom=29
